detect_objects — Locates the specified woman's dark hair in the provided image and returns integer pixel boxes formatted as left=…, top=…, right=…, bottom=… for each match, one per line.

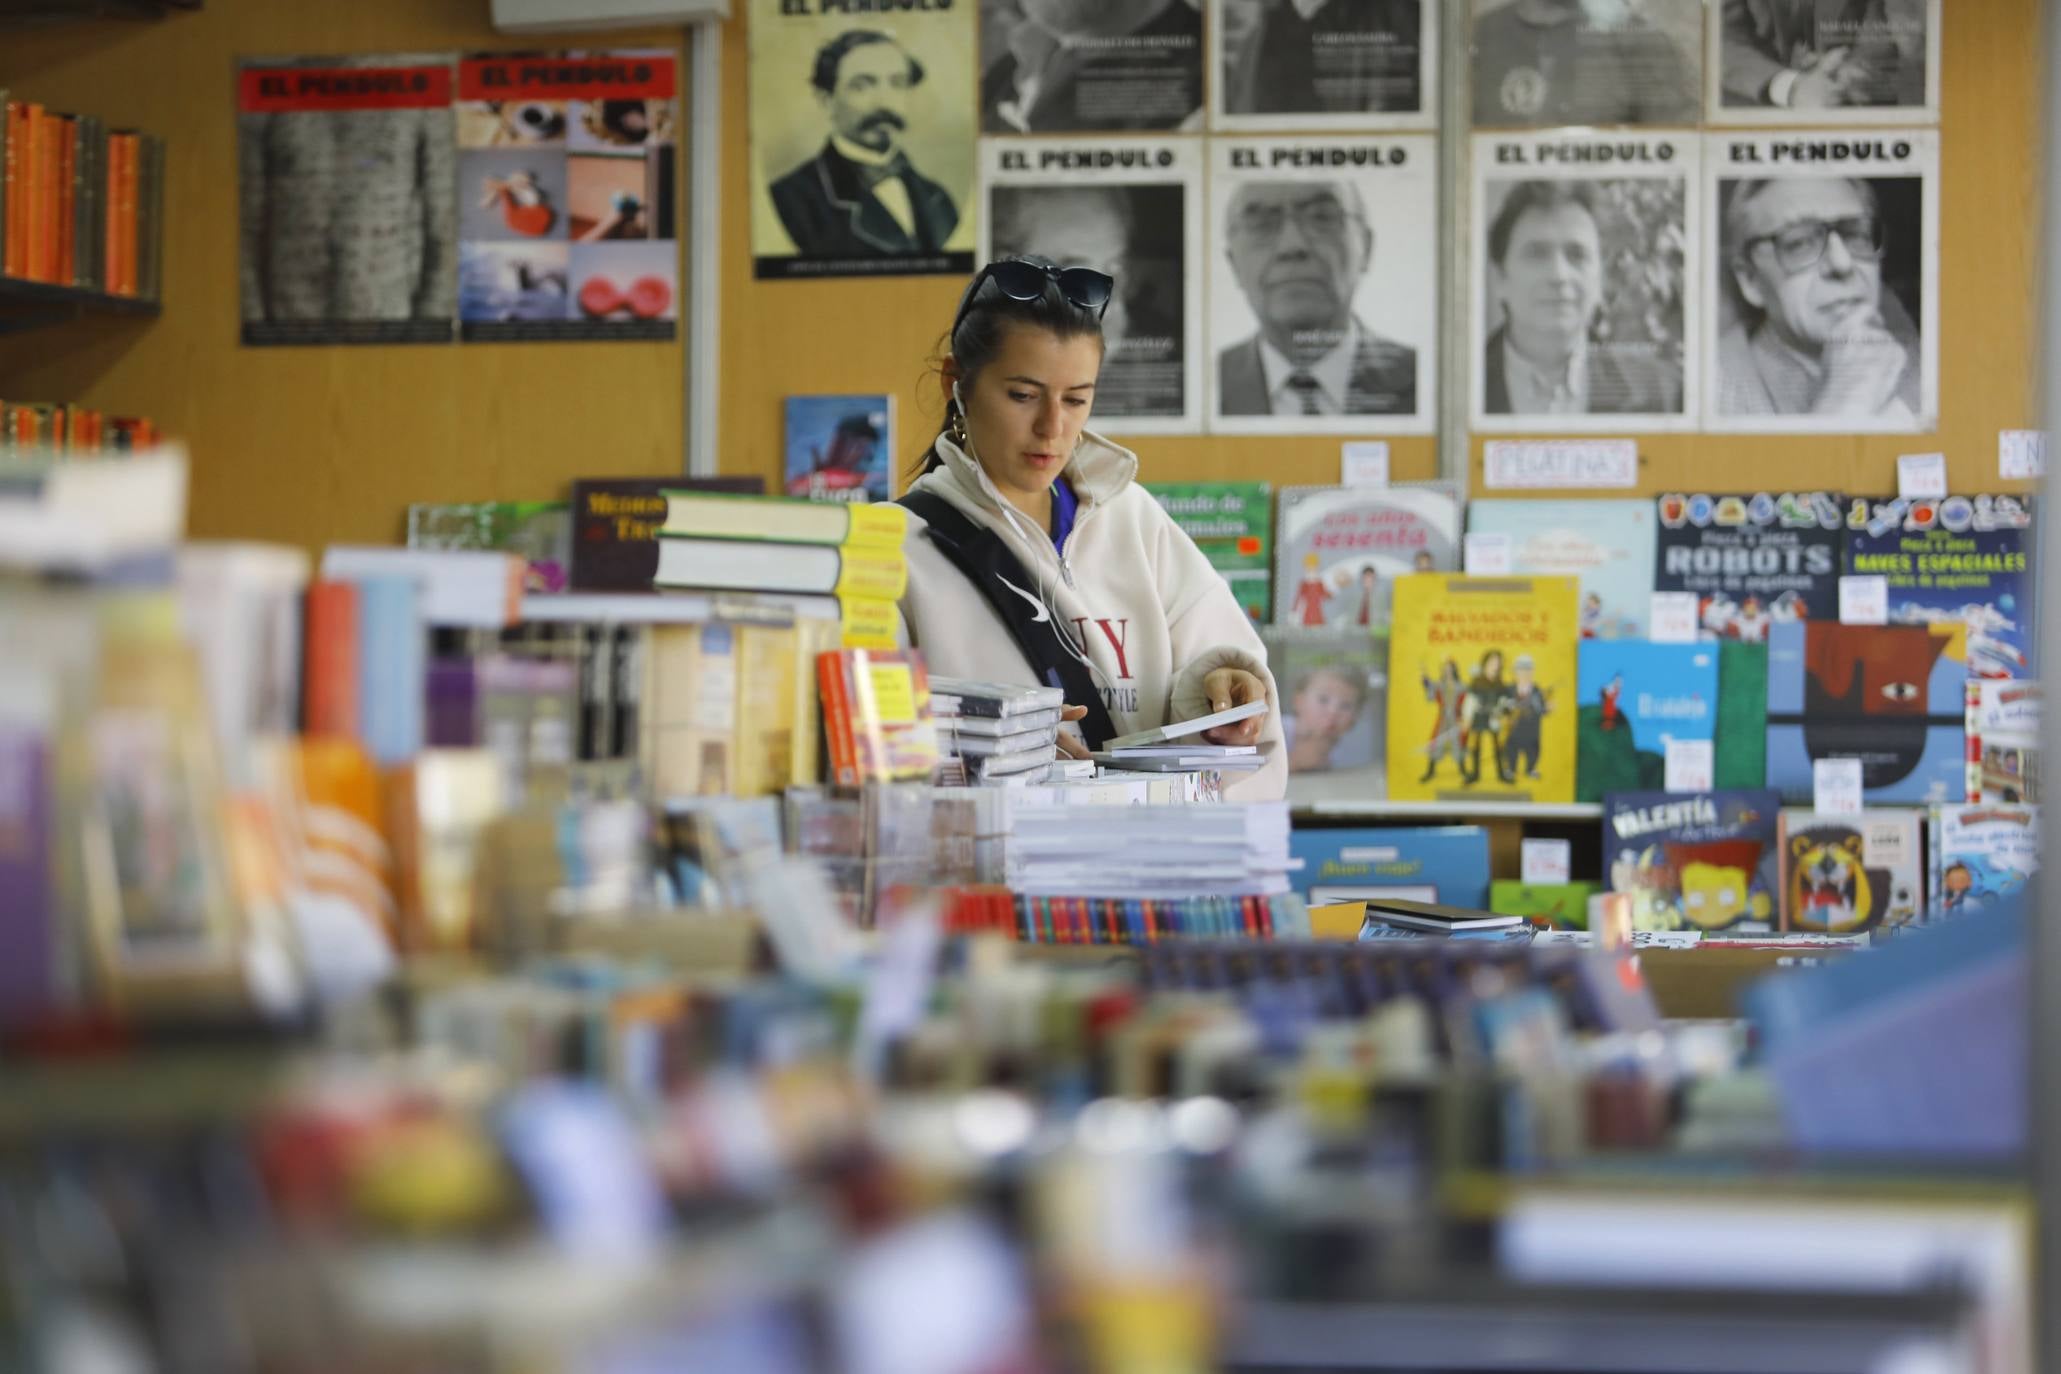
left=908, top=255, right=1106, bottom=483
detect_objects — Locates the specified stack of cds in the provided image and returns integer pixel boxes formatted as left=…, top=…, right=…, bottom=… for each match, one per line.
left=930, top=676, right=1066, bottom=784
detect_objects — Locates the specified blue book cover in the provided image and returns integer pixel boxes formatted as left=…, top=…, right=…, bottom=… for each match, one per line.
left=1765, top=620, right=1965, bottom=805
left=1845, top=494, right=2035, bottom=678
left=1654, top=490, right=1844, bottom=638
left=1465, top=499, right=1656, bottom=639
left=783, top=394, right=893, bottom=503
left=1290, top=825, right=1491, bottom=911
left=1601, top=789, right=1782, bottom=932
left=1575, top=640, right=1718, bottom=803
left=353, top=575, right=425, bottom=768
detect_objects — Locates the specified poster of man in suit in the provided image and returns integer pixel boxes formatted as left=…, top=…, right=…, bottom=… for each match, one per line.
left=749, top=0, right=977, bottom=279
left=1470, top=0, right=1701, bottom=128
left=1207, top=136, right=1436, bottom=435
left=1709, top=0, right=1936, bottom=122
left=1210, top=0, right=1434, bottom=132
left=981, top=138, right=1204, bottom=432
left=979, top=0, right=1205, bottom=134
left=1705, top=131, right=1937, bottom=433
left=1470, top=132, right=1700, bottom=432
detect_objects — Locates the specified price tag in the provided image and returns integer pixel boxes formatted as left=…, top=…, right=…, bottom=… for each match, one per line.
left=2000, top=430, right=2047, bottom=480
left=1521, top=838, right=1571, bottom=886
left=1664, top=738, right=1713, bottom=793
left=1813, top=758, right=1864, bottom=815
left=1482, top=439, right=1638, bottom=490
left=1463, top=532, right=1513, bottom=575
left=1649, top=592, right=1700, bottom=644
left=1839, top=575, right=1888, bottom=625
left=1340, top=440, right=1390, bottom=488
left=1896, top=452, right=1948, bottom=500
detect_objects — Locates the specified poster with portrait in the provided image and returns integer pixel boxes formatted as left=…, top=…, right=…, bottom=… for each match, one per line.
left=1470, top=0, right=1702, bottom=128
left=1704, top=130, right=1937, bottom=434
left=1470, top=131, right=1699, bottom=433
left=454, top=50, right=678, bottom=341
left=1210, top=0, right=1435, bottom=132
left=1708, top=0, right=1939, bottom=125
left=237, top=55, right=459, bottom=345
left=980, top=138, right=1203, bottom=434
left=980, top=0, right=1206, bottom=135
left=1206, top=135, right=1436, bottom=435
left=749, top=0, right=977, bottom=280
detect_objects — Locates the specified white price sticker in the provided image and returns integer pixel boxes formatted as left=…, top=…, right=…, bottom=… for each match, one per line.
left=1482, top=440, right=1638, bottom=490
left=1649, top=592, right=1700, bottom=644
left=1463, top=532, right=1513, bottom=575
left=1520, top=838, right=1571, bottom=886
left=1839, top=575, right=1888, bottom=625
left=1896, top=452, right=1948, bottom=500
left=1664, top=738, right=1714, bottom=793
left=1813, top=758, right=1864, bottom=815
left=1340, top=441, right=1390, bottom=488
left=2001, top=430, right=2047, bottom=480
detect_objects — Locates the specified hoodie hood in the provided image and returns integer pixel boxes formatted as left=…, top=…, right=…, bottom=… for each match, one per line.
left=923, top=427, right=1140, bottom=517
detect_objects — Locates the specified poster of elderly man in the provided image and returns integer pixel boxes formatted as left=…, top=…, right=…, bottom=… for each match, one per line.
left=1470, top=132, right=1699, bottom=431
left=980, top=138, right=1204, bottom=432
left=1705, top=130, right=1936, bottom=432
left=1207, top=136, right=1437, bottom=435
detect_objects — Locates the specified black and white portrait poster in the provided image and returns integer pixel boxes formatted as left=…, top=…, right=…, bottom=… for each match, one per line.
left=1206, top=136, right=1436, bottom=435
left=1470, top=0, right=1702, bottom=128
left=237, top=55, right=458, bottom=345
left=1210, top=0, right=1435, bottom=133
left=979, top=0, right=1205, bottom=135
left=1470, top=131, right=1699, bottom=433
left=454, top=50, right=678, bottom=342
left=981, top=139, right=1204, bottom=433
left=1705, top=131, right=1937, bottom=433
left=749, top=0, right=976, bottom=280
left=1709, top=0, right=1938, bottom=124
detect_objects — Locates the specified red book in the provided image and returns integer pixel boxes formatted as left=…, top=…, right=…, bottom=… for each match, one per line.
left=303, top=581, right=362, bottom=739
left=54, top=116, right=73, bottom=286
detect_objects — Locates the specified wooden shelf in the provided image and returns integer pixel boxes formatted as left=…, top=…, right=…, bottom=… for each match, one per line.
left=0, top=276, right=158, bottom=332
left=0, top=0, right=198, bottom=23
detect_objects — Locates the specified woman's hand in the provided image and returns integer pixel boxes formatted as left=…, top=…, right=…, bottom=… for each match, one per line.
left=1055, top=703, right=1093, bottom=760
left=1200, top=667, right=1269, bottom=745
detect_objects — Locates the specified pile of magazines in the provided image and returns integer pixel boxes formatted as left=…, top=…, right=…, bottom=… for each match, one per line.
left=930, top=677, right=1065, bottom=785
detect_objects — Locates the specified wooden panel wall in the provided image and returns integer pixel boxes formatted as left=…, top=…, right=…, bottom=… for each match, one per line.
left=0, top=0, right=688, bottom=553
left=720, top=1, right=2042, bottom=502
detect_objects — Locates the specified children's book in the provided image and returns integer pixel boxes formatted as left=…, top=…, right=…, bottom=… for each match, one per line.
left=1845, top=494, right=2035, bottom=679
left=1929, top=803, right=2039, bottom=918
left=1387, top=573, right=1578, bottom=804
left=407, top=501, right=571, bottom=595
left=1261, top=626, right=1387, bottom=805
left=1489, top=879, right=1601, bottom=930
left=1965, top=678, right=2040, bottom=804
left=1713, top=640, right=1767, bottom=790
left=1288, top=825, right=1491, bottom=911
left=1464, top=498, right=1654, bottom=639
left=1272, top=484, right=1460, bottom=631
left=1764, top=620, right=1966, bottom=806
left=1600, top=789, right=1782, bottom=933
left=1575, top=640, right=1718, bottom=803
left=1145, top=481, right=1272, bottom=624
left=1653, top=491, right=1843, bottom=640
left=783, top=394, right=893, bottom=504
left=1777, top=809, right=1923, bottom=935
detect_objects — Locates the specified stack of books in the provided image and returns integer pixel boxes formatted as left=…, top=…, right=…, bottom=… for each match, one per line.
left=1004, top=800, right=1296, bottom=903
left=1357, top=898, right=1533, bottom=943
left=930, top=676, right=1064, bottom=784
left=1091, top=700, right=1270, bottom=777
left=654, top=490, right=908, bottom=650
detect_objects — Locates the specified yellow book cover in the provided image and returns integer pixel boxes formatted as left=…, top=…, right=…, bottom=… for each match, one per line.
left=843, top=502, right=909, bottom=552
left=839, top=595, right=899, bottom=650
left=833, top=549, right=909, bottom=602
left=1388, top=574, right=1579, bottom=805
left=731, top=621, right=798, bottom=798
left=641, top=621, right=737, bottom=800
left=790, top=614, right=841, bottom=785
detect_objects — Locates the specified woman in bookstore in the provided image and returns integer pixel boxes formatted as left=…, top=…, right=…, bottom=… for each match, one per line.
left=898, top=256, right=1286, bottom=799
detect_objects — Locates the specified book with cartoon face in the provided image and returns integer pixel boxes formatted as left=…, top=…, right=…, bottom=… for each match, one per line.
left=1765, top=620, right=1966, bottom=805
left=1929, top=803, right=2040, bottom=918
left=1654, top=491, right=1844, bottom=640
left=1846, top=494, right=2034, bottom=679
left=1778, top=809, right=1923, bottom=934
left=1601, top=789, right=1782, bottom=933
left=1272, top=484, right=1460, bottom=632
left=1262, top=625, right=1387, bottom=804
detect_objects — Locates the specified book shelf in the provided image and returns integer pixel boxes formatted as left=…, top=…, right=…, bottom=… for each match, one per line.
left=0, top=0, right=199, bottom=22
left=0, top=274, right=159, bottom=331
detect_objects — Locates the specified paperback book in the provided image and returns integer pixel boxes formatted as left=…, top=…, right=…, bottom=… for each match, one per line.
left=1777, top=809, right=1923, bottom=934
left=1488, top=879, right=1601, bottom=931
left=1272, top=484, right=1460, bottom=631
left=406, top=501, right=572, bottom=594
left=1764, top=620, right=1966, bottom=806
left=1574, top=640, right=1718, bottom=803
left=1145, top=481, right=1272, bottom=624
left=783, top=394, right=893, bottom=503
left=1288, top=825, right=1491, bottom=910
left=1601, top=789, right=1782, bottom=933
left=1845, top=494, right=2035, bottom=679
left=568, top=476, right=766, bottom=592
left=1464, top=498, right=1654, bottom=639
left=1965, top=678, right=2040, bottom=804
left=1653, top=491, right=1843, bottom=640
left=1929, top=802, right=2039, bottom=918
left=1261, top=626, right=1387, bottom=804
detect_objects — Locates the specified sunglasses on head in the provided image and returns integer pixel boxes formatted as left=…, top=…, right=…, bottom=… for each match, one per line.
left=950, top=258, right=1114, bottom=342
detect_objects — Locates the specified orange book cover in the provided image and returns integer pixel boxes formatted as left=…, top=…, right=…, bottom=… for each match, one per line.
left=102, top=131, right=121, bottom=295
left=303, top=580, right=362, bottom=739
left=36, top=109, right=59, bottom=283
left=817, top=649, right=860, bottom=789
left=21, top=105, right=45, bottom=281
left=121, top=132, right=139, bottom=297
left=54, top=115, right=73, bottom=286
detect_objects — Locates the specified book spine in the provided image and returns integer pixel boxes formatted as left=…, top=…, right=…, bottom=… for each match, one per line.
left=119, top=131, right=138, bottom=297
left=817, top=651, right=860, bottom=789
left=1964, top=679, right=1982, bottom=803
left=832, top=550, right=910, bottom=602
left=0, top=94, right=10, bottom=281
left=102, top=130, right=120, bottom=295
left=0, top=720, right=55, bottom=1024
left=26, top=105, right=48, bottom=281
left=303, top=581, right=362, bottom=739
left=142, top=133, right=163, bottom=302
left=843, top=502, right=909, bottom=551
left=354, top=576, right=425, bottom=768
left=56, top=114, right=74, bottom=287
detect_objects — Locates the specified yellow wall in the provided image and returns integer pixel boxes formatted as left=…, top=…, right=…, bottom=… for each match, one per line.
left=0, top=0, right=689, bottom=553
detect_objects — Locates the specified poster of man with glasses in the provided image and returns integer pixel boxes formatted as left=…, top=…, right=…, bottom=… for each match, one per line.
left=979, top=138, right=1204, bottom=433
left=1707, top=131, right=1936, bottom=432
left=1470, top=132, right=1699, bottom=432
left=1207, top=136, right=1437, bottom=435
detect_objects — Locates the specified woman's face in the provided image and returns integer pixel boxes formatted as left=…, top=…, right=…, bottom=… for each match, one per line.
left=953, top=324, right=1102, bottom=506
left=1293, top=671, right=1361, bottom=743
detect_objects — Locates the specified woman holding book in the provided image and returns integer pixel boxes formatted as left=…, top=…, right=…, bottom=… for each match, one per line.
left=898, top=256, right=1285, bottom=800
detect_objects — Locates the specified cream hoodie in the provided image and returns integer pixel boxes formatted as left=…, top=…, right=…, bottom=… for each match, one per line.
left=899, top=429, right=1287, bottom=802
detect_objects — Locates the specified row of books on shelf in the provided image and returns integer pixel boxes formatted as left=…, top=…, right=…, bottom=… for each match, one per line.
left=1266, top=575, right=2041, bottom=811
left=0, top=399, right=160, bottom=454
left=1152, top=482, right=2033, bottom=671
left=0, top=97, right=163, bottom=299
left=1291, top=795, right=2037, bottom=939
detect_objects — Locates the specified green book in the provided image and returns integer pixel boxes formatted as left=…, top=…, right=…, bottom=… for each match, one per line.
left=1490, top=880, right=1601, bottom=930
left=406, top=500, right=571, bottom=594
left=1714, top=640, right=1768, bottom=790
left=1145, top=481, right=1272, bottom=624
